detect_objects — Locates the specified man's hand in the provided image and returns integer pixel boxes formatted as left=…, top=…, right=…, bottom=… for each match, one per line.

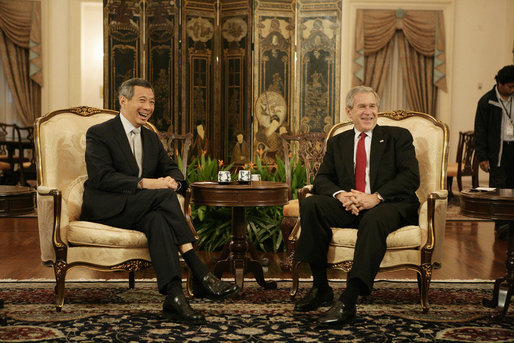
left=479, top=160, right=490, bottom=172
left=349, top=190, right=381, bottom=214
left=336, top=190, right=381, bottom=216
left=139, top=176, right=179, bottom=190
left=336, top=191, right=360, bottom=216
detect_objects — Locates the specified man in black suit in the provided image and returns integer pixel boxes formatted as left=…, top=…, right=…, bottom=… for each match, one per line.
left=80, top=78, right=239, bottom=324
left=293, top=86, right=420, bottom=325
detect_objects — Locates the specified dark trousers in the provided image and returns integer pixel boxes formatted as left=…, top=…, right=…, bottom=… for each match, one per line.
left=490, top=142, right=514, bottom=235
left=96, top=189, right=196, bottom=294
left=489, top=142, right=514, bottom=188
left=295, top=195, right=415, bottom=295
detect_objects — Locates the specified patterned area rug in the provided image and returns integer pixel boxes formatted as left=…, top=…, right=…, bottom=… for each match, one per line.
left=0, top=280, right=512, bottom=342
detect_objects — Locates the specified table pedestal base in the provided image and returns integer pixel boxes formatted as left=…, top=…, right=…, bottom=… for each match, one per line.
left=212, top=207, right=277, bottom=290
left=483, top=224, right=513, bottom=319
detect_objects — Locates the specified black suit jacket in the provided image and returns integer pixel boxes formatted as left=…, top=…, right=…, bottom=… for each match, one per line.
left=81, top=115, right=187, bottom=221
left=313, top=124, right=420, bottom=220
left=474, top=86, right=504, bottom=166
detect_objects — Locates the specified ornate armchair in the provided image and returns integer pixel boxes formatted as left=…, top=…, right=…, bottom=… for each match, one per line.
left=280, top=132, right=326, bottom=271
left=446, top=131, right=478, bottom=196
left=34, top=106, right=196, bottom=311
left=289, top=110, right=449, bottom=313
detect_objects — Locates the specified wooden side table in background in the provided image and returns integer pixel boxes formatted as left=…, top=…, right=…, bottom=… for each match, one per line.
left=0, top=185, right=35, bottom=325
left=460, top=188, right=514, bottom=319
left=0, top=185, right=36, bottom=217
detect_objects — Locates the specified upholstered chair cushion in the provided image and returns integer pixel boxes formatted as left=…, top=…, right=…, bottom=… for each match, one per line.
left=63, top=175, right=88, bottom=222
left=330, top=225, right=421, bottom=250
left=67, top=221, right=148, bottom=248
left=62, top=174, right=186, bottom=249
left=282, top=199, right=299, bottom=217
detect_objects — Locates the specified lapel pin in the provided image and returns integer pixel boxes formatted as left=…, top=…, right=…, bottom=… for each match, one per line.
left=380, top=139, right=385, bottom=143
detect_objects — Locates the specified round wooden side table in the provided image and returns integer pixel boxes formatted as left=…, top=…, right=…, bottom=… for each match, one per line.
left=190, top=181, right=288, bottom=290
left=0, top=185, right=35, bottom=325
left=460, top=188, right=514, bottom=319
left=0, top=185, right=36, bottom=217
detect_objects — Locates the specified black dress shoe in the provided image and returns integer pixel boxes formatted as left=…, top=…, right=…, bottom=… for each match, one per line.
left=317, top=300, right=356, bottom=325
left=294, top=286, right=333, bottom=312
left=193, top=272, right=240, bottom=300
left=163, top=293, right=205, bottom=324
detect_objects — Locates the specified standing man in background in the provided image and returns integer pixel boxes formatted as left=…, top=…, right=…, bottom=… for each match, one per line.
left=474, top=65, right=514, bottom=240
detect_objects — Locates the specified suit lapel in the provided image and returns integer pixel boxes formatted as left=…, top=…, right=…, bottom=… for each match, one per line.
left=338, top=130, right=355, bottom=181
left=369, top=125, right=386, bottom=188
left=112, top=115, right=140, bottom=175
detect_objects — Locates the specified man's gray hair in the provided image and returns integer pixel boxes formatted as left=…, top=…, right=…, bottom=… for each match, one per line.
left=118, top=78, right=153, bottom=100
left=345, top=86, right=380, bottom=109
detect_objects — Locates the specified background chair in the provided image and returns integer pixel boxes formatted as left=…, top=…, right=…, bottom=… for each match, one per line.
left=0, top=123, right=19, bottom=184
left=35, top=106, right=197, bottom=311
left=15, top=125, right=37, bottom=187
left=158, top=131, right=193, bottom=176
left=280, top=132, right=326, bottom=271
left=288, top=110, right=449, bottom=313
left=446, top=131, right=478, bottom=197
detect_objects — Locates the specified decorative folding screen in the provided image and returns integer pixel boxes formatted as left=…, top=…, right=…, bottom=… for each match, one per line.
left=104, top=0, right=342, bottom=163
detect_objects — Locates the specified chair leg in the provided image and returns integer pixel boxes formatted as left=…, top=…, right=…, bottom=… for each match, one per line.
left=457, top=175, right=463, bottom=192
left=53, top=262, right=67, bottom=312
left=417, top=265, right=432, bottom=313
left=289, top=260, right=301, bottom=299
left=280, top=216, right=297, bottom=271
left=129, top=271, right=135, bottom=289
left=446, top=176, right=454, bottom=200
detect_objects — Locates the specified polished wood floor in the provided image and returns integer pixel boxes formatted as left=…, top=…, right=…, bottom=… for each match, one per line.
left=0, top=216, right=508, bottom=282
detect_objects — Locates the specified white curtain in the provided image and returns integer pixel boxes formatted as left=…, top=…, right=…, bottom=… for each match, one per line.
left=380, top=33, right=408, bottom=112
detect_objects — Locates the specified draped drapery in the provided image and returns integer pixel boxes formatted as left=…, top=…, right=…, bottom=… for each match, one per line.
left=0, top=0, right=42, bottom=126
left=352, top=9, right=446, bottom=116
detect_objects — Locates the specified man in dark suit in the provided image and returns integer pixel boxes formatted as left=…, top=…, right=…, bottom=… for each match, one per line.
left=293, top=86, right=420, bottom=325
left=80, top=78, right=239, bottom=324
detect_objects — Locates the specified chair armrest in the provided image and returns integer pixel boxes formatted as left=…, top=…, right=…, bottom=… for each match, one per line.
left=288, top=219, right=301, bottom=241
left=37, top=186, right=69, bottom=263
left=36, top=185, right=57, bottom=195
left=297, top=185, right=313, bottom=202
left=420, top=189, right=448, bottom=266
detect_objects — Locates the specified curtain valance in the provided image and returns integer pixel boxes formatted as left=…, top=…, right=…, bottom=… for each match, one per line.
left=353, top=9, right=446, bottom=92
left=0, top=0, right=42, bottom=86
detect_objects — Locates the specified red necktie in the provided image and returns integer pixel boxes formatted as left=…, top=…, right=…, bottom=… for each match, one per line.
left=355, top=132, right=366, bottom=192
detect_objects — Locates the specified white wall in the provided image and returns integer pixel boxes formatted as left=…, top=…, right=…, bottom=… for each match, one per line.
left=41, top=0, right=70, bottom=113
left=41, top=0, right=103, bottom=114
left=80, top=1, right=103, bottom=108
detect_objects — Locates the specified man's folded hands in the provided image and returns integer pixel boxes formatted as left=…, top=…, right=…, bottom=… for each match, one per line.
left=336, top=190, right=381, bottom=216
left=140, top=176, right=179, bottom=191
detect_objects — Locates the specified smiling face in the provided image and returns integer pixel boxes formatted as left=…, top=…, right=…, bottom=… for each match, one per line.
left=497, top=82, right=514, bottom=100
left=119, top=86, right=155, bottom=128
left=346, top=91, right=378, bottom=133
